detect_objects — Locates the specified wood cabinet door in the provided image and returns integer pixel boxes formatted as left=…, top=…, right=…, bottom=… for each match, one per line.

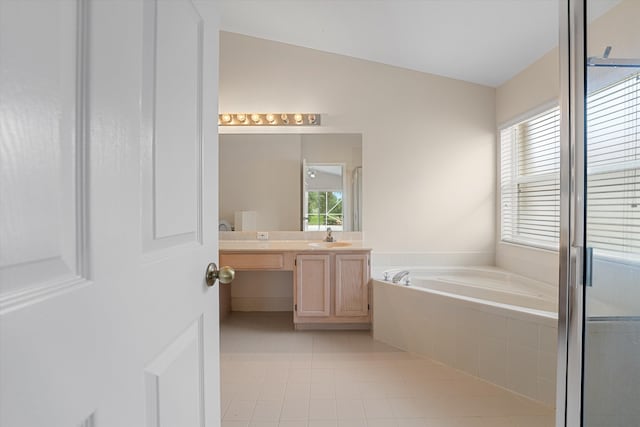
left=335, top=253, right=370, bottom=317
left=295, top=254, right=331, bottom=317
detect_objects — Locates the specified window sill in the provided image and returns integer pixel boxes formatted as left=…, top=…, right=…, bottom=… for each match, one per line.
left=499, top=239, right=559, bottom=253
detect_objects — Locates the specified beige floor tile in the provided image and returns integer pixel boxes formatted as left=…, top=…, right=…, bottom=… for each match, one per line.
left=310, top=382, right=336, bottom=399
left=278, top=421, right=308, bottom=427
left=357, top=382, right=387, bottom=399
left=252, top=400, right=284, bottom=421
left=307, top=421, right=338, bottom=427
left=309, top=399, right=338, bottom=420
left=289, top=368, right=312, bottom=383
left=395, top=419, right=429, bottom=427
left=311, top=368, right=335, bottom=384
left=363, top=398, right=394, bottom=419
left=236, top=384, right=261, bottom=401
left=285, top=382, right=311, bottom=401
left=290, top=360, right=313, bottom=370
left=336, top=399, right=365, bottom=419
left=250, top=422, right=279, bottom=427
left=390, top=398, right=428, bottom=418
left=511, top=415, right=555, bottom=427
left=432, top=417, right=513, bottom=427
left=366, top=419, right=398, bottom=427
left=225, top=400, right=257, bottom=421
left=332, top=381, right=360, bottom=400
left=259, top=382, right=288, bottom=401
left=221, top=313, right=555, bottom=427
left=280, top=399, right=310, bottom=421
left=337, top=419, right=367, bottom=427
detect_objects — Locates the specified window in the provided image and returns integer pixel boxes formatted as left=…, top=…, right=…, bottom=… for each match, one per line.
left=500, top=72, right=640, bottom=257
left=500, top=107, right=561, bottom=249
left=586, top=73, right=640, bottom=257
left=306, top=191, right=343, bottom=231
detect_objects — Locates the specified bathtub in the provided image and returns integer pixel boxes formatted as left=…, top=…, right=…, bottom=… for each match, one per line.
left=373, top=266, right=558, bottom=406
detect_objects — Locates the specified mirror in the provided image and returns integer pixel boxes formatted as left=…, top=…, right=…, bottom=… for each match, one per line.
left=219, top=133, right=362, bottom=231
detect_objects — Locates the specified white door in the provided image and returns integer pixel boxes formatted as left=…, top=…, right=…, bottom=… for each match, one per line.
left=0, top=1, right=221, bottom=426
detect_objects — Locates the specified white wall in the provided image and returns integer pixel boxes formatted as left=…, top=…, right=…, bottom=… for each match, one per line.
left=220, top=31, right=496, bottom=259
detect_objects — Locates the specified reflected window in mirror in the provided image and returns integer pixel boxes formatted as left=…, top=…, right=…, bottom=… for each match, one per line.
left=303, top=163, right=344, bottom=231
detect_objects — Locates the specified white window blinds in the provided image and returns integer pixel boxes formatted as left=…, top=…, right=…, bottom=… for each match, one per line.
left=586, top=72, right=640, bottom=257
left=500, top=108, right=561, bottom=248
left=500, top=72, right=640, bottom=256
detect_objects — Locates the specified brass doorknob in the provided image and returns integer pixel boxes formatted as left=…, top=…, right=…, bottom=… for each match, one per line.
left=205, top=263, right=235, bottom=287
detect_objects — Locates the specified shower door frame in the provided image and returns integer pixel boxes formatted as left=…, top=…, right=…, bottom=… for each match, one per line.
left=558, top=0, right=587, bottom=426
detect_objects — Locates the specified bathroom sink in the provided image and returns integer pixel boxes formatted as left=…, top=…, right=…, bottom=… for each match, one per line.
left=308, top=241, right=353, bottom=249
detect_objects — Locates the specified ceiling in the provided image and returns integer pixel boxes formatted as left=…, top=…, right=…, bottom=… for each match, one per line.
left=218, top=0, right=621, bottom=87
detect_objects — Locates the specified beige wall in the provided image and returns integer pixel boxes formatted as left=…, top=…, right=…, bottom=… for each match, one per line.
left=219, top=134, right=301, bottom=230
left=495, top=0, right=640, bottom=285
left=220, top=32, right=496, bottom=256
left=496, top=50, right=559, bottom=126
left=302, top=134, right=362, bottom=170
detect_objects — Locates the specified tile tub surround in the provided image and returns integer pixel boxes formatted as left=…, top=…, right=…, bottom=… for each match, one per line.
left=373, top=280, right=557, bottom=406
left=220, top=312, right=554, bottom=427
left=584, top=318, right=640, bottom=427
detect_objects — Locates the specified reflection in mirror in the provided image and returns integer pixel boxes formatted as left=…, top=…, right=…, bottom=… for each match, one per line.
left=219, top=133, right=362, bottom=231
left=303, top=163, right=344, bottom=231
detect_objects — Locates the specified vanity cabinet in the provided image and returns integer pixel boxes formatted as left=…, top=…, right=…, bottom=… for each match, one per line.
left=294, top=252, right=370, bottom=328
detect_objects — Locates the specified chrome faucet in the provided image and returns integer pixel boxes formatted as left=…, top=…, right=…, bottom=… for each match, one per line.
left=324, top=227, right=334, bottom=242
left=392, top=270, right=410, bottom=284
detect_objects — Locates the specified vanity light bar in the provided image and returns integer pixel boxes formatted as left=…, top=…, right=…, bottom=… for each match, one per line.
left=218, top=113, right=321, bottom=126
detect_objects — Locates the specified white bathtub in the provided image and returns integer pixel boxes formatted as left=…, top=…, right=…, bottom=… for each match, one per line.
left=383, top=266, right=557, bottom=313
left=373, top=266, right=558, bottom=406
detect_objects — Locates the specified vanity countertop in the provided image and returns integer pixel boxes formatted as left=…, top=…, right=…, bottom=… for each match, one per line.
left=219, top=240, right=372, bottom=252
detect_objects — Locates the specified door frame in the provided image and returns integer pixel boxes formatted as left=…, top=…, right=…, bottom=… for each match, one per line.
left=558, top=0, right=587, bottom=425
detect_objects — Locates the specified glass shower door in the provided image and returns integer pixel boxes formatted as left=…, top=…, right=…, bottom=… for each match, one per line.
left=583, top=1, right=640, bottom=426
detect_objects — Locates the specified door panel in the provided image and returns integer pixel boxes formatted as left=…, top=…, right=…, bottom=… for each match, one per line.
left=0, top=0, right=87, bottom=300
left=295, top=254, right=331, bottom=317
left=335, top=254, right=369, bottom=317
left=583, top=1, right=640, bottom=425
left=142, top=0, right=203, bottom=251
left=145, top=318, right=204, bottom=427
left=0, top=1, right=96, bottom=425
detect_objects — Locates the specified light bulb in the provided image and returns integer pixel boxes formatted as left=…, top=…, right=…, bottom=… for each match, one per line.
left=294, top=113, right=303, bottom=124
left=236, top=113, right=247, bottom=123
left=251, top=114, right=261, bottom=123
left=281, top=114, right=289, bottom=124
left=308, top=114, right=316, bottom=124
left=266, top=114, right=275, bottom=124
left=222, top=114, right=232, bottom=123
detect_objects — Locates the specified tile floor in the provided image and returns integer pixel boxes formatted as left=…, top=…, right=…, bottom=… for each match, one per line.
left=220, top=312, right=554, bottom=427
